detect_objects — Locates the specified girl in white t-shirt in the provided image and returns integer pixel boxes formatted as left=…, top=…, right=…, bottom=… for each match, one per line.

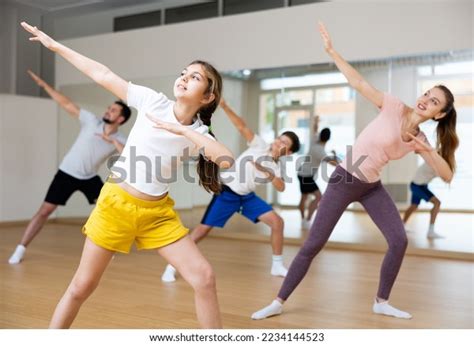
left=22, top=22, right=233, bottom=329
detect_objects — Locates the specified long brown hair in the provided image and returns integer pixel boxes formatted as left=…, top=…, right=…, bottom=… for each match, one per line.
left=434, top=85, right=459, bottom=172
left=190, top=60, right=223, bottom=193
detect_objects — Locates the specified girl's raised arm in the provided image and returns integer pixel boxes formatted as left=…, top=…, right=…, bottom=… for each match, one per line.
left=21, top=22, right=128, bottom=102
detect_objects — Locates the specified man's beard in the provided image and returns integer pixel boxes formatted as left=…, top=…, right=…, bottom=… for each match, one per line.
left=102, top=117, right=114, bottom=124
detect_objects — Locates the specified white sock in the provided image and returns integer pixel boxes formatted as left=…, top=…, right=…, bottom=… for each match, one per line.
left=427, top=224, right=443, bottom=238
left=251, top=300, right=283, bottom=320
left=372, top=299, right=412, bottom=319
left=161, top=264, right=177, bottom=282
left=302, top=219, right=311, bottom=229
left=8, top=244, right=26, bottom=264
left=271, top=255, right=288, bottom=277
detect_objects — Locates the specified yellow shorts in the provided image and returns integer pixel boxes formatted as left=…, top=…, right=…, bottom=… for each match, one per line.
left=82, top=182, right=189, bottom=253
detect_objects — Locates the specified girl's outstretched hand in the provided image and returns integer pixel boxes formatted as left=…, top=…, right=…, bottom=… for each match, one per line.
left=21, top=21, right=58, bottom=51
left=146, top=114, right=186, bottom=136
left=318, top=22, right=333, bottom=54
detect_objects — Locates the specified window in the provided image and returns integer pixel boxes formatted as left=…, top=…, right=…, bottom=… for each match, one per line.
left=114, top=10, right=161, bottom=32
left=275, top=89, right=313, bottom=107
left=259, top=85, right=355, bottom=206
left=290, top=0, right=323, bottom=6
left=165, top=2, right=218, bottom=25
left=276, top=106, right=313, bottom=206
left=261, top=72, right=346, bottom=90
left=314, top=86, right=355, bottom=192
left=259, top=94, right=276, bottom=143
left=224, top=0, right=284, bottom=16
left=417, top=60, right=474, bottom=210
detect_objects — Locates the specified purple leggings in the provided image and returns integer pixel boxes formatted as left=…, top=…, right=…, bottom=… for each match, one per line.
left=278, top=165, right=408, bottom=301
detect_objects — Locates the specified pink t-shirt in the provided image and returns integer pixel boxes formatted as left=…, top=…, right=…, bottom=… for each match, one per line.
left=341, top=93, right=427, bottom=182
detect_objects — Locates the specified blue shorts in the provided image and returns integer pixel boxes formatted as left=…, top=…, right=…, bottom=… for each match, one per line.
left=201, top=185, right=273, bottom=227
left=410, top=182, right=435, bottom=205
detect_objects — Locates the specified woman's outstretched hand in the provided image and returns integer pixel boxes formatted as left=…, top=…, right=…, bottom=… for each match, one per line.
left=21, top=21, right=58, bottom=51
left=318, top=22, right=334, bottom=54
left=407, top=132, right=434, bottom=152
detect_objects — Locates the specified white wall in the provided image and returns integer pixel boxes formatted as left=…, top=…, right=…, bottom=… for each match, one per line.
left=0, top=95, right=57, bottom=221
left=55, top=1, right=472, bottom=86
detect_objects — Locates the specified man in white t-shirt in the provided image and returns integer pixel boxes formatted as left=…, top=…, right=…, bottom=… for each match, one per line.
left=297, top=116, right=339, bottom=229
left=8, top=70, right=130, bottom=264
left=402, top=162, right=442, bottom=238
left=162, top=99, right=301, bottom=282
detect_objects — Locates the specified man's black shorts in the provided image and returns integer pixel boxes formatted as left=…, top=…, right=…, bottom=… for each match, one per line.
left=44, top=170, right=103, bottom=205
left=297, top=175, right=319, bottom=194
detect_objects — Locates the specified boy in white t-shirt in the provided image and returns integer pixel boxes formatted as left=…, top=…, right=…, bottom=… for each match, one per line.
left=162, top=99, right=301, bottom=282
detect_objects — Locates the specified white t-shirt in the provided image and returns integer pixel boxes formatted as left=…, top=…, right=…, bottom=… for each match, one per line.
left=297, top=141, right=327, bottom=177
left=59, top=109, right=127, bottom=179
left=111, top=82, right=214, bottom=196
left=220, top=135, right=281, bottom=195
left=412, top=162, right=437, bottom=185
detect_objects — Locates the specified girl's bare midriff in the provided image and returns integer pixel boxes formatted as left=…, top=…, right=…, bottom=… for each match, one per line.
left=111, top=175, right=168, bottom=201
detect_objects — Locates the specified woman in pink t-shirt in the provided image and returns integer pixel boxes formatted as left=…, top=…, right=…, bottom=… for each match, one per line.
left=252, top=22, right=459, bottom=321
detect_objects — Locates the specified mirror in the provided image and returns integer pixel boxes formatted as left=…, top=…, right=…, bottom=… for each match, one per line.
left=55, top=49, right=473, bottom=259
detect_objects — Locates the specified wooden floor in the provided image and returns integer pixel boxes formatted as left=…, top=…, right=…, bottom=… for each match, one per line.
left=182, top=207, right=474, bottom=260
left=1, top=222, right=473, bottom=329
left=34, top=208, right=474, bottom=259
